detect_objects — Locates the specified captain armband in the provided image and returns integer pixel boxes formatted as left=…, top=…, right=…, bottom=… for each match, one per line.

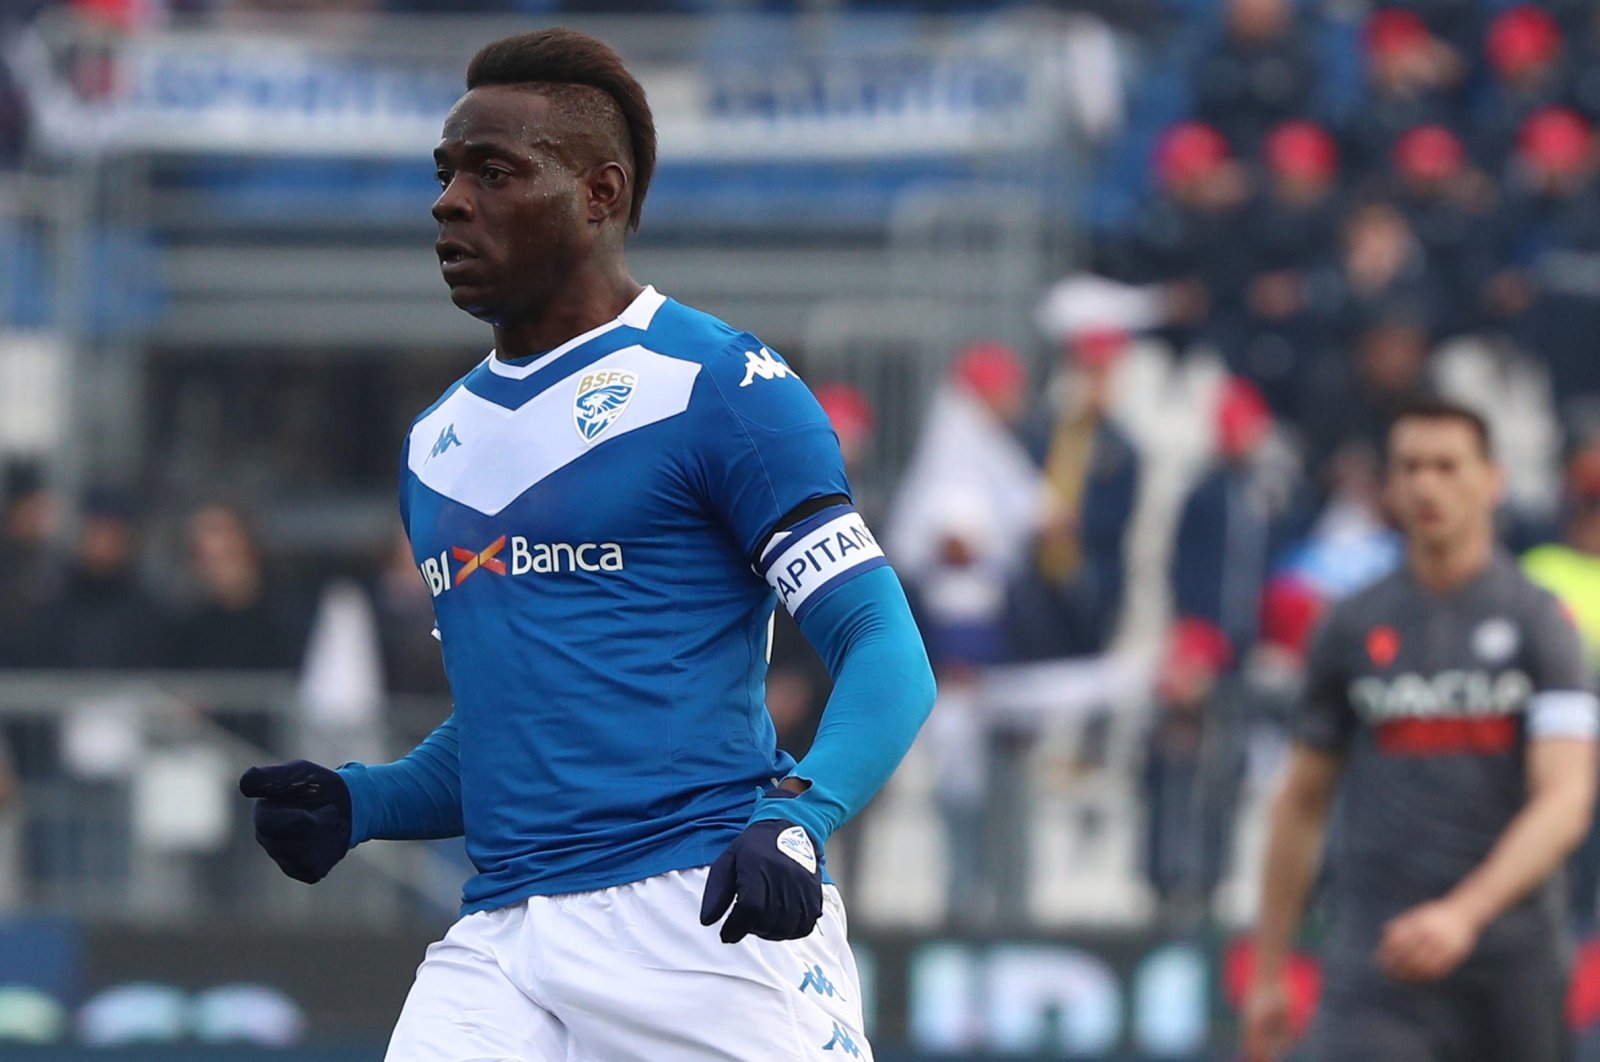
left=1528, top=690, right=1600, bottom=740
left=757, top=505, right=888, bottom=623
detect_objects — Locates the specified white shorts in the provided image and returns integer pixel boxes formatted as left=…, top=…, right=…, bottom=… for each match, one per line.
left=384, top=866, right=872, bottom=1061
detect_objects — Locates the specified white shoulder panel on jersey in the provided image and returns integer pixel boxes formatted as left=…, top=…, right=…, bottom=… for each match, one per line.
left=409, top=344, right=701, bottom=516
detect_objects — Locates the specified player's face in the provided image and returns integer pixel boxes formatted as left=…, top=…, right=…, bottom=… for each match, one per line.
left=431, top=87, right=589, bottom=325
left=1386, top=419, right=1502, bottom=551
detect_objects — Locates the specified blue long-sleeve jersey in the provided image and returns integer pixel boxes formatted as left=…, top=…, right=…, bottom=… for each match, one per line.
left=344, top=287, right=931, bottom=914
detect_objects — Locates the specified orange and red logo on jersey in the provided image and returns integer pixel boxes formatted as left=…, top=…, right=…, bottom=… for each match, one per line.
left=451, top=535, right=507, bottom=585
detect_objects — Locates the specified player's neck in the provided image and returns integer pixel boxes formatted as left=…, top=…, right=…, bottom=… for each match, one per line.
left=1407, top=530, right=1495, bottom=596
left=493, top=264, right=643, bottom=362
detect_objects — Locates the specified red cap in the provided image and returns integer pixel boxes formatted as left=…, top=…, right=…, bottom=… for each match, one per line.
left=1394, top=124, right=1466, bottom=182
left=1167, top=617, right=1234, bottom=674
left=1519, top=106, right=1595, bottom=176
left=1486, top=5, right=1562, bottom=79
left=1215, top=376, right=1272, bottom=458
left=1260, top=576, right=1324, bottom=657
left=1365, top=8, right=1432, bottom=59
left=1069, top=327, right=1131, bottom=369
left=814, top=383, right=875, bottom=448
left=1154, top=122, right=1231, bottom=189
left=952, top=341, right=1027, bottom=405
left=1265, top=120, right=1339, bottom=182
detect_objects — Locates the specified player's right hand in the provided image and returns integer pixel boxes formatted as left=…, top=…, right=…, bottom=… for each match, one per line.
left=1241, top=977, right=1293, bottom=1062
left=238, top=759, right=352, bottom=884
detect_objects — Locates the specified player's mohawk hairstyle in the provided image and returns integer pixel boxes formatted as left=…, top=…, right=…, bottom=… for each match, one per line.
left=466, top=28, right=656, bottom=233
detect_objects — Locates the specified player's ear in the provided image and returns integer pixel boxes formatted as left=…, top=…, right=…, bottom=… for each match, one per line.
left=1487, top=459, right=1507, bottom=507
left=584, top=161, right=630, bottom=227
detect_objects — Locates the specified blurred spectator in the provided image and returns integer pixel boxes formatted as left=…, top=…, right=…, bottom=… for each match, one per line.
left=1476, top=5, right=1570, bottom=170
left=165, top=503, right=307, bottom=670
left=1525, top=439, right=1600, bottom=658
left=1506, top=106, right=1600, bottom=416
left=25, top=487, right=168, bottom=669
left=1145, top=379, right=1312, bottom=918
left=1390, top=125, right=1513, bottom=336
left=1523, top=437, right=1600, bottom=922
left=0, top=465, right=62, bottom=666
left=1275, top=442, right=1403, bottom=611
left=1007, top=329, right=1140, bottom=663
left=1193, top=0, right=1318, bottom=153
left=889, top=342, right=1038, bottom=674
left=370, top=532, right=449, bottom=700
left=887, top=341, right=1039, bottom=927
left=1100, top=122, right=1250, bottom=352
left=1315, top=200, right=1438, bottom=349
left=1306, top=315, right=1436, bottom=478
left=1344, top=8, right=1466, bottom=174
left=1570, top=5, right=1600, bottom=122
left=1236, top=120, right=1344, bottom=416
left=1387, top=0, right=1483, bottom=58
left=1169, top=379, right=1312, bottom=680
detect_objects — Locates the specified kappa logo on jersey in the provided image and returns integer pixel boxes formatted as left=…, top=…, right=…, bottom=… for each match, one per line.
left=739, top=347, right=792, bottom=387
left=428, top=423, right=462, bottom=461
left=573, top=369, right=637, bottom=443
left=418, top=536, right=625, bottom=597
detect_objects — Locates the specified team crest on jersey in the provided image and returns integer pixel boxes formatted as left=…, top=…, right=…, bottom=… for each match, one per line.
left=573, top=369, right=638, bottom=443
left=1474, top=617, right=1520, bottom=665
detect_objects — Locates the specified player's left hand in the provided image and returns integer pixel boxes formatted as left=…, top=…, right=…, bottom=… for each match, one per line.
left=1376, top=898, right=1481, bottom=982
left=699, top=815, right=823, bottom=944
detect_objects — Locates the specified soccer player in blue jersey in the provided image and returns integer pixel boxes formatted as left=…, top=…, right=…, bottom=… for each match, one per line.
left=237, top=27, right=934, bottom=1062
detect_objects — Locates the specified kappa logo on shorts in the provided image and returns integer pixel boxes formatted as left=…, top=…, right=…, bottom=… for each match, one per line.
left=823, top=1022, right=861, bottom=1056
left=777, top=825, right=817, bottom=874
left=799, top=964, right=844, bottom=1000
left=573, top=369, right=637, bottom=443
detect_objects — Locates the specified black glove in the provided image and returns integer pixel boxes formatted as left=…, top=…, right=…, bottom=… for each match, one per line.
left=699, top=798, right=823, bottom=943
left=238, top=759, right=352, bottom=884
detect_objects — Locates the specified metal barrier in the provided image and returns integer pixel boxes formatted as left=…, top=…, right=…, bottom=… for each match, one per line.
left=0, top=671, right=461, bottom=925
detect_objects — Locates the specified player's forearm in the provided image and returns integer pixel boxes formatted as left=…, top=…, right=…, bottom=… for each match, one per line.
left=1445, top=752, right=1596, bottom=931
left=752, top=567, right=936, bottom=846
left=338, top=714, right=465, bottom=845
left=1253, top=779, right=1330, bottom=980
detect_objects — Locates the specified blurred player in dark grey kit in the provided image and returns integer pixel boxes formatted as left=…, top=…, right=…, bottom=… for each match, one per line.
left=1244, top=399, right=1599, bottom=1062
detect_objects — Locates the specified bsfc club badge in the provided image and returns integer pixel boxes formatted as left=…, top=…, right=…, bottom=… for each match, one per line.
left=573, top=369, right=637, bottom=443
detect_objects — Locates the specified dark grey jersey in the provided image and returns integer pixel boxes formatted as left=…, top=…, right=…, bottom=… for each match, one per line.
left=1296, top=553, right=1598, bottom=963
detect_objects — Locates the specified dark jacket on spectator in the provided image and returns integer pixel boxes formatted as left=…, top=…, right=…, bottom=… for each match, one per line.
left=1171, top=458, right=1313, bottom=662
left=1005, top=418, right=1139, bottom=662
left=1194, top=25, right=1318, bottom=152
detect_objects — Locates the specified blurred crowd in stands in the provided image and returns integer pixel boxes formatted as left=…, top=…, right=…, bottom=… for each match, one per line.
left=0, top=469, right=447, bottom=692
left=847, top=0, right=1600, bottom=926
